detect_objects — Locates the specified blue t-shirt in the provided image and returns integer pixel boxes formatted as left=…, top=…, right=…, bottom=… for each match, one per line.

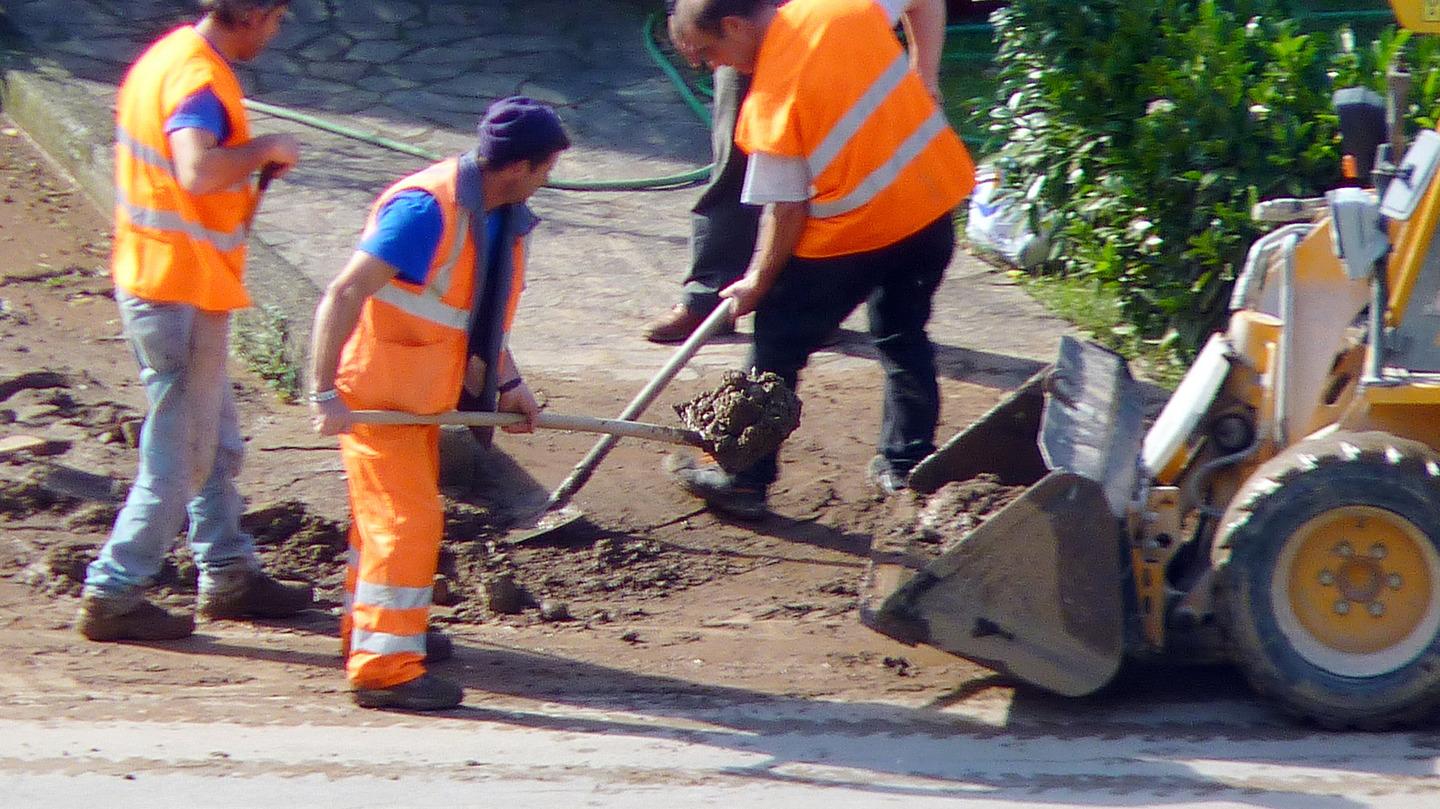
left=358, top=190, right=505, bottom=286
left=164, top=87, right=230, bottom=143
left=358, top=190, right=444, bottom=284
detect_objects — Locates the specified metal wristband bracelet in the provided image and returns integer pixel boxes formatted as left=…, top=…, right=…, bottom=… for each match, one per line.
left=307, top=388, right=339, bottom=403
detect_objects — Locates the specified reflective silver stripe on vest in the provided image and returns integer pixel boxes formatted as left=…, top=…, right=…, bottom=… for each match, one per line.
left=115, top=127, right=174, bottom=174
left=807, top=52, right=910, bottom=179
left=809, top=109, right=947, bottom=219
left=117, top=196, right=248, bottom=253
left=370, top=213, right=470, bottom=331
left=354, top=580, right=433, bottom=611
left=351, top=627, right=426, bottom=656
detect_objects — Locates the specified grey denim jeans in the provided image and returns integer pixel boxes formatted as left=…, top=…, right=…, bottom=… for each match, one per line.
left=84, top=292, right=255, bottom=602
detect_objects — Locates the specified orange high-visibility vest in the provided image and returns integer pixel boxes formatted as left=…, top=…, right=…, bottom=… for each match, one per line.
left=736, top=0, right=975, bottom=258
left=112, top=26, right=255, bottom=311
left=335, top=159, right=528, bottom=415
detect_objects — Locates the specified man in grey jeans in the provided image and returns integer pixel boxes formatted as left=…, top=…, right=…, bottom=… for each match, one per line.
left=78, top=0, right=313, bottom=641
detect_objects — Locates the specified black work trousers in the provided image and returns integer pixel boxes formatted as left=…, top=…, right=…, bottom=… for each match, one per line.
left=735, top=212, right=956, bottom=490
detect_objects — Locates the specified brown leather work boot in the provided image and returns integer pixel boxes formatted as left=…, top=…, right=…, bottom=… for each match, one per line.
left=76, top=595, right=195, bottom=642
left=642, top=304, right=734, bottom=344
left=197, top=569, right=314, bottom=620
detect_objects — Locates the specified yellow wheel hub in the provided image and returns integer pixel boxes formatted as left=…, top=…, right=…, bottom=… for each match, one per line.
left=1273, top=505, right=1440, bottom=677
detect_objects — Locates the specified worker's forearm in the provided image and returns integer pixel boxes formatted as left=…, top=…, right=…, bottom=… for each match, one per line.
left=307, top=291, right=364, bottom=394
left=747, top=200, right=809, bottom=291
left=180, top=140, right=274, bottom=195
left=497, top=347, right=522, bottom=385
left=902, top=0, right=946, bottom=92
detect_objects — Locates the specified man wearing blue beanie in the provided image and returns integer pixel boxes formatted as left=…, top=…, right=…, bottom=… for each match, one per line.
left=306, top=96, right=569, bottom=712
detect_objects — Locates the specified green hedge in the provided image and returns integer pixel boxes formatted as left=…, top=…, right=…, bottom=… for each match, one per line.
left=985, top=1, right=1440, bottom=355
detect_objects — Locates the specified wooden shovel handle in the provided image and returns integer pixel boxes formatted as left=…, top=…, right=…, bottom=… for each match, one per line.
left=349, top=409, right=705, bottom=449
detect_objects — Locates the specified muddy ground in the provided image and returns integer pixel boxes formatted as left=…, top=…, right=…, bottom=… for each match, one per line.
left=0, top=119, right=1043, bottom=716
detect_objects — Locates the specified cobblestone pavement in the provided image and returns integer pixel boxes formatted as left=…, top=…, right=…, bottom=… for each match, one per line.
left=0, top=0, right=1073, bottom=385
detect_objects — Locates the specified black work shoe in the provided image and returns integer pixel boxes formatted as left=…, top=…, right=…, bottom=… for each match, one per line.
left=666, top=453, right=767, bottom=520
left=867, top=454, right=911, bottom=496
left=198, top=570, right=314, bottom=620
left=424, top=628, right=454, bottom=665
left=353, top=673, right=464, bottom=712
left=76, top=595, right=195, bottom=642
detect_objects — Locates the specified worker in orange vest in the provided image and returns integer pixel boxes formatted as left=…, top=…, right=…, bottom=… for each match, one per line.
left=308, top=97, right=570, bottom=712
left=79, top=0, right=312, bottom=642
left=666, top=0, right=975, bottom=519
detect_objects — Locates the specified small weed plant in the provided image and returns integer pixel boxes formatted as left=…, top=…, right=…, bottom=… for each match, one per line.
left=233, top=304, right=301, bottom=403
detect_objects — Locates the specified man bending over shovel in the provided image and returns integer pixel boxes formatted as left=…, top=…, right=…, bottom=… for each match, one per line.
left=665, top=0, right=973, bottom=520
left=307, top=97, right=570, bottom=712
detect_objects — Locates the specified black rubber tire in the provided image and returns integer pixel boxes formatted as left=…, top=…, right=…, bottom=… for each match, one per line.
left=1215, top=431, right=1440, bottom=730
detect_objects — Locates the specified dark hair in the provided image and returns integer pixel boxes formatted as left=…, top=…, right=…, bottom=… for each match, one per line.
left=681, top=0, right=773, bottom=35
left=199, top=0, right=288, bottom=27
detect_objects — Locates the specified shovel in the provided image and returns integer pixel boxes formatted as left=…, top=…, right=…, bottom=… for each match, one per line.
left=518, top=299, right=740, bottom=542
left=357, top=301, right=738, bottom=544
left=349, top=402, right=771, bottom=540
left=349, top=409, right=711, bottom=450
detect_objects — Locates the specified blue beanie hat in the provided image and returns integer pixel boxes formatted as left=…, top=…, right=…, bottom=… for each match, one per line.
left=475, top=96, right=570, bottom=166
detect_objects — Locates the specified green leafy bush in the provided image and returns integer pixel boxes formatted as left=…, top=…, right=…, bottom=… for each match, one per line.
left=983, top=1, right=1428, bottom=355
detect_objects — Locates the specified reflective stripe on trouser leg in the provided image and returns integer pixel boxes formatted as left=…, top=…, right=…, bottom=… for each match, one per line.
left=339, top=422, right=443, bottom=690
left=339, top=538, right=360, bottom=659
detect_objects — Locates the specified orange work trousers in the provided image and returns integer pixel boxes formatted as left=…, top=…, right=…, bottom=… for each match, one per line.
left=338, top=422, right=442, bottom=690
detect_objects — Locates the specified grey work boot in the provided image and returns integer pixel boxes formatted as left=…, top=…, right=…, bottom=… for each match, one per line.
left=353, top=673, right=464, bottom=712
left=197, top=569, right=314, bottom=620
left=666, top=453, right=767, bottom=521
left=75, top=595, right=195, bottom=642
left=866, top=454, right=912, bottom=497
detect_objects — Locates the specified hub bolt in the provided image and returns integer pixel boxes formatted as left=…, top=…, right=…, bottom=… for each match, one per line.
left=1388, top=573, right=1403, bottom=590
left=1335, top=600, right=1352, bottom=615
left=1336, top=542, right=1354, bottom=558
left=1319, top=570, right=1335, bottom=586
left=1369, top=601, right=1386, bottom=618
left=1370, top=543, right=1387, bottom=560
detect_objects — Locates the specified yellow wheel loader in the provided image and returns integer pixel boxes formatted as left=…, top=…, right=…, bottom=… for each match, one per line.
left=862, top=0, right=1440, bottom=729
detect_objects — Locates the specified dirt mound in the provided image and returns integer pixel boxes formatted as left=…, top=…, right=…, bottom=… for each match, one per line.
left=915, top=473, right=1025, bottom=547
left=871, top=473, right=1028, bottom=566
left=674, top=369, right=802, bottom=472
left=11, top=491, right=753, bottom=627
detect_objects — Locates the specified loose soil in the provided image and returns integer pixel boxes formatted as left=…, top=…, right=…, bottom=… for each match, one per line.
left=0, top=118, right=1036, bottom=719
left=674, top=368, right=802, bottom=472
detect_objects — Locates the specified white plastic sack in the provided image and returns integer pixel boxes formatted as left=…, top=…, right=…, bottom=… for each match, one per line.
left=965, top=166, right=1049, bottom=269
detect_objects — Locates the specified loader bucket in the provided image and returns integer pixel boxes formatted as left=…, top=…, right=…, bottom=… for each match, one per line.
left=861, top=337, right=1143, bottom=696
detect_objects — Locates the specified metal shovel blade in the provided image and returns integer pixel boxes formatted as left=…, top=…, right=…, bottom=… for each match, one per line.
left=500, top=502, right=587, bottom=545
